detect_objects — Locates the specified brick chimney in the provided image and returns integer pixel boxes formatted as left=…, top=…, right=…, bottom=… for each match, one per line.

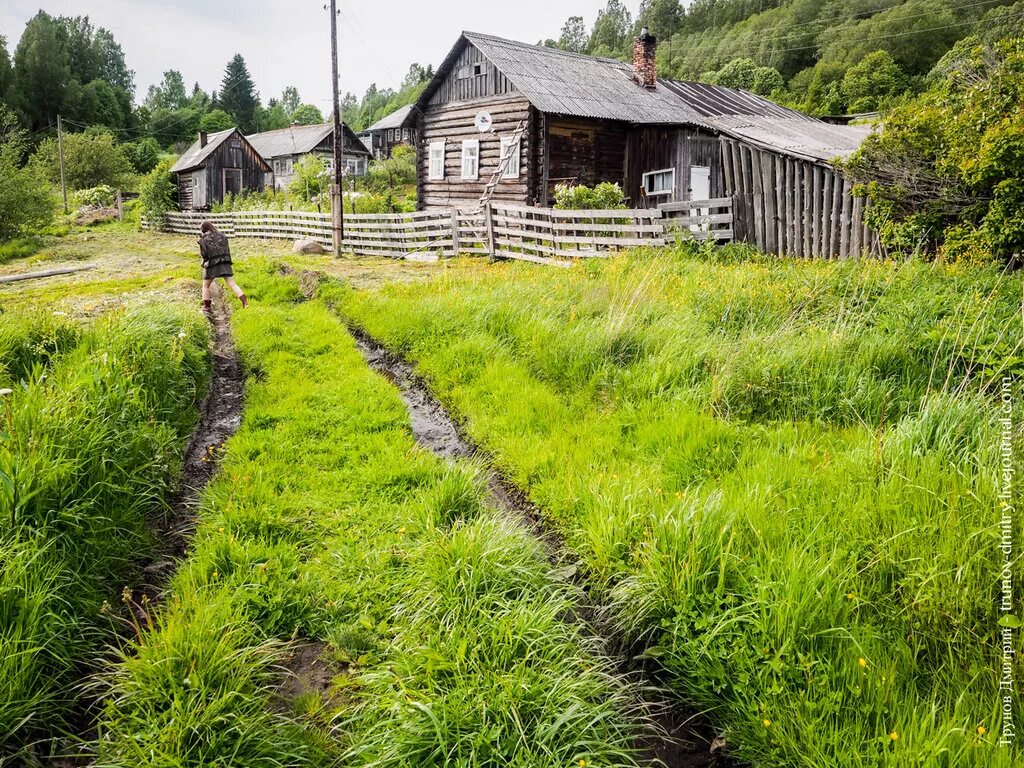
left=633, top=27, right=657, bottom=89
left=198, top=130, right=208, bottom=148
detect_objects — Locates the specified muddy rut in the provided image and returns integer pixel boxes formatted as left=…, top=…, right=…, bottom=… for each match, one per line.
left=138, top=290, right=245, bottom=594
left=352, top=330, right=729, bottom=768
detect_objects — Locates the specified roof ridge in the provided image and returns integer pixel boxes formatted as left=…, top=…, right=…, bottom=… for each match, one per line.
left=462, top=30, right=627, bottom=66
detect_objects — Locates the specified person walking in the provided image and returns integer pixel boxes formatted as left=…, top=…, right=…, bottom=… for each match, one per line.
left=198, top=221, right=248, bottom=314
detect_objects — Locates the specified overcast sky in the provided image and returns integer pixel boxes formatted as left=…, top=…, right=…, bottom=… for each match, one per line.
left=1, top=1, right=628, bottom=109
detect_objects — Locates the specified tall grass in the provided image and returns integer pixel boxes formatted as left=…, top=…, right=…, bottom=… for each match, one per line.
left=0, top=304, right=209, bottom=756
left=96, top=262, right=645, bottom=767
left=329, top=247, right=1023, bottom=767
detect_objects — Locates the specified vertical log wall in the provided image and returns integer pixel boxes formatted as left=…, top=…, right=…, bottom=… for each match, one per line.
left=721, top=137, right=877, bottom=258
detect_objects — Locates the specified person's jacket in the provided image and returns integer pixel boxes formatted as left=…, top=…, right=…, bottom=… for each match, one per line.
left=199, top=231, right=232, bottom=267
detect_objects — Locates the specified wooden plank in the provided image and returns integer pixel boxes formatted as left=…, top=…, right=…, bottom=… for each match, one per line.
left=658, top=197, right=732, bottom=212
left=485, top=203, right=496, bottom=259
left=802, top=163, right=812, bottom=258
left=812, top=166, right=823, bottom=258
left=759, top=151, right=775, bottom=254
left=748, top=147, right=763, bottom=250
left=829, top=170, right=843, bottom=258
left=851, top=194, right=864, bottom=258
left=0, top=264, right=97, bottom=284
left=450, top=209, right=460, bottom=255
left=839, top=177, right=853, bottom=259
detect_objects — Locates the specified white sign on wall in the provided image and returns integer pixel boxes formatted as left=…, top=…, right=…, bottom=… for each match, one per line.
left=474, top=111, right=493, bottom=132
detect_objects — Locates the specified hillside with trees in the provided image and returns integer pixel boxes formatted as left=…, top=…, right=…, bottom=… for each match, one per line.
left=547, top=0, right=1024, bottom=115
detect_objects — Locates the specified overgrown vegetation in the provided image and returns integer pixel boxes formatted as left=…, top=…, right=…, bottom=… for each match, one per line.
left=554, top=181, right=627, bottom=210
left=333, top=246, right=1024, bottom=767
left=847, top=36, right=1024, bottom=265
left=0, top=303, right=209, bottom=758
left=0, top=106, right=55, bottom=241
left=95, top=262, right=647, bottom=766
left=547, top=0, right=1024, bottom=116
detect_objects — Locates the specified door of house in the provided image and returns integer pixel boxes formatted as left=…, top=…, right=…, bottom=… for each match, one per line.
left=689, top=165, right=711, bottom=232
left=223, top=168, right=242, bottom=198
left=192, top=172, right=206, bottom=209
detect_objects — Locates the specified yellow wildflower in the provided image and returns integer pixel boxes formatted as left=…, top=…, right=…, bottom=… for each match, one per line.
left=763, top=719, right=772, bottom=727
left=889, top=731, right=899, bottom=741
left=858, top=657, right=867, bottom=668
left=977, top=725, right=986, bottom=735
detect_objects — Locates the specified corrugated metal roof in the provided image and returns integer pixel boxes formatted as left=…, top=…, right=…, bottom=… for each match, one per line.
left=246, top=122, right=370, bottom=159
left=659, top=79, right=810, bottom=120
left=709, top=115, right=873, bottom=163
left=170, top=129, right=235, bottom=173
left=458, top=32, right=707, bottom=125
left=245, top=123, right=333, bottom=159
left=366, top=104, right=416, bottom=132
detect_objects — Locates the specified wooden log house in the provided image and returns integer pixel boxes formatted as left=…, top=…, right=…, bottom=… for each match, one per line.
left=359, top=104, right=417, bottom=159
left=247, top=122, right=370, bottom=191
left=171, top=129, right=272, bottom=211
left=413, top=29, right=876, bottom=257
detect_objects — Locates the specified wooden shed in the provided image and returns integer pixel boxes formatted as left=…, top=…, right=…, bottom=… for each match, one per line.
left=412, top=30, right=874, bottom=257
left=171, top=129, right=272, bottom=211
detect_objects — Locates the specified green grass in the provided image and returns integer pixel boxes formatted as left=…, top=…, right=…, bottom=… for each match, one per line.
left=0, top=237, right=44, bottom=265
left=327, top=246, right=1024, bottom=767
left=0, top=302, right=210, bottom=757
left=96, top=261, right=647, bottom=767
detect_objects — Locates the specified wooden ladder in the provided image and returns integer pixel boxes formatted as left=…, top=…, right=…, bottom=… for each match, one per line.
left=473, top=119, right=526, bottom=214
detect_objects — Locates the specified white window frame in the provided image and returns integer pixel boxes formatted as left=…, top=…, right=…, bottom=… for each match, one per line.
left=428, top=141, right=445, bottom=180
left=461, top=139, right=479, bottom=180
left=642, top=167, right=675, bottom=198
left=500, top=137, right=520, bottom=179
left=274, top=158, right=293, bottom=176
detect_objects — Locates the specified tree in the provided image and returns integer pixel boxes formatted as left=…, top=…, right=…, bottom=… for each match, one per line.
left=0, top=35, right=13, bottom=105
left=12, top=12, right=70, bottom=129
left=144, top=70, right=187, bottom=111
left=260, top=101, right=290, bottom=131
left=558, top=17, right=588, bottom=53
left=289, top=154, right=330, bottom=202
left=31, top=130, right=133, bottom=190
left=0, top=106, right=55, bottom=240
left=842, top=51, right=907, bottom=112
left=401, top=63, right=432, bottom=89
left=122, top=137, right=160, bottom=174
left=218, top=54, right=259, bottom=133
left=281, top=86, right=301, bottom=117
left=636, top=0, right=684, bottom=41
left=139, top=158, right=176, bottom=228
left=148, top=107, right=201, bottom=148
left=712, top=58, right=757, bottom=89
left=290, top=104, right=324, bottom=125
left=590, top=0, right=632, bottom=56
left=74, top=78, right=125, bottom=128
left=189, top=82, right=211, bottom=111
left=199, top=109, right=235, bottom=133
left=751, top=66, right=785, bottom=97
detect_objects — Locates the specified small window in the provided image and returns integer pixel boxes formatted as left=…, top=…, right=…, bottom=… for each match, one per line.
left=642, top=168, right=675, bottom=197
left=230, top=139, right=242, bottom=148
left=472, top=62, right=485, bottom=77
left=500, top=137, right=520, bottom=179
left=461, top=139, right=479, bottom=180
left=193, top=176, right=199, bottom=188
left=428, top=141, right=445, bottom=180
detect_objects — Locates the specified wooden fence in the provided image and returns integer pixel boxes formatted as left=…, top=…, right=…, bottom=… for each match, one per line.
left=145, top=204, right=682, bottom=266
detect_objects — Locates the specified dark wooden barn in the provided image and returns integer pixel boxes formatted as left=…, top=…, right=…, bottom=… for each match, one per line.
left=171, top=129, right=272, bottom=211
left=412, top=30, right=874, bottom=257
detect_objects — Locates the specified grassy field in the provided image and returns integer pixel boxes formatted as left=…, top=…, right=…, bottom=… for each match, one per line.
left=331, top=248, right=1024, bottom=767
left=96, top=260, right=649, bottom=767
left=0, top=297, right=209, bottom=757
left=1, top=228, right=1020, bottom=766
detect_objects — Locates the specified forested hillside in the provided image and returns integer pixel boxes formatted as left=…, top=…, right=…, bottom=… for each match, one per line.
left=548, top=0, right=1024, bottom=114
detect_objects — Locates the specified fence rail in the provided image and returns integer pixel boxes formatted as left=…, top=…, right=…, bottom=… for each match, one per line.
left=144, top=199, right=733, bottom=265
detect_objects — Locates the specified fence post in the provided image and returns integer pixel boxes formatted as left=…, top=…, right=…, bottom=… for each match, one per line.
left=485, top=203, right=496, bottom=260
left=116, top=191, right=124, bottom=222
left=330, top=183, right=343, bottom=257
left=450, top=209, right=460, bottom=258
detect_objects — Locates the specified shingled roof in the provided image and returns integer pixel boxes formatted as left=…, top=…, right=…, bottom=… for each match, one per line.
left=415, top=32, right=870, bottom=164
left=170, top=129, right=235, bottom=173
left=366, top=104, right=416, bottom=132
left=246, top=122, right=370, bottom=159
left=421, top=32, right=707, bottom=126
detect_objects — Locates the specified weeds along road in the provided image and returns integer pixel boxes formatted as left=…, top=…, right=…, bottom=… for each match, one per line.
left=1, top=225, right=1020, bottom=767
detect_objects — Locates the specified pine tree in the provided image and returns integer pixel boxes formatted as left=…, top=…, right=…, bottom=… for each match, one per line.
left=218, top=53, right=259, bottom=133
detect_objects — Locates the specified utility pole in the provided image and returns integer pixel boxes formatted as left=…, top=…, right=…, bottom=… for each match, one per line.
left=328, top=0, right=344, bottom=256
left=57, top=115, right=68, bottom=214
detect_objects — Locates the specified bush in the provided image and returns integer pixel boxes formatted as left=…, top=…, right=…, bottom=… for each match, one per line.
left=0, top=108, right=56, bottom=242
left=553, top=181, right=626, bottom=210
left=846, top=37, right=1024, bottom=265
left=139, top=158, right=176, bottom=228
left=30, top=130, right=134, bottom=191
left=122, top=138, right=160, bottom=175
left=288, top=154, right=330, bottom=203
left=70, top=185, right=116, bottom=209
left=199, top=109, right=235, bottom=133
